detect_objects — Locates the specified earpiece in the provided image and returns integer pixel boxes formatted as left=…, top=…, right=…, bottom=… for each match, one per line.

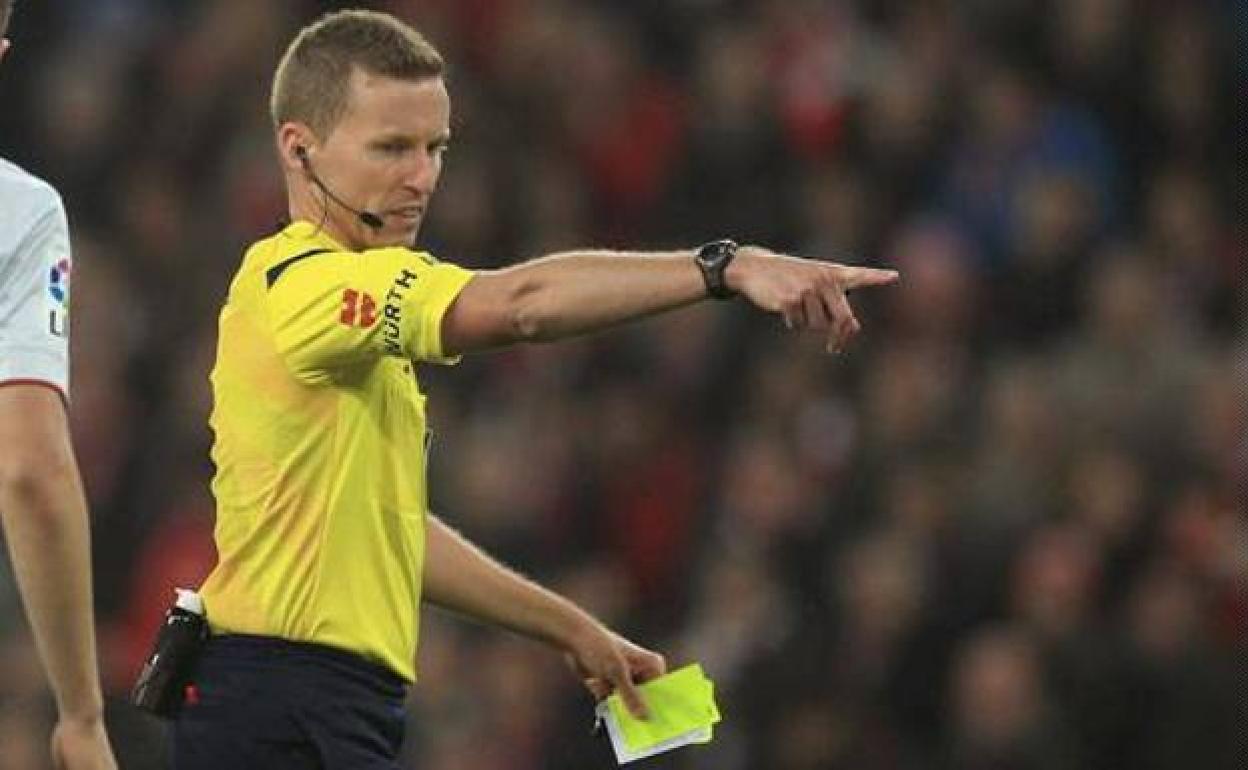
left=294, top=145, right=384, bottom=229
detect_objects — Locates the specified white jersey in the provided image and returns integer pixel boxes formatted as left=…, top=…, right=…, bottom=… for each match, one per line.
left=0, top=157, right=71, bottom=398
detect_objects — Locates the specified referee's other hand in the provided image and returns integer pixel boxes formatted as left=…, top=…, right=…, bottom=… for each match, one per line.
left=565, top=622, right=666, bottom=720
left=725, top=247, right=901, bottom=354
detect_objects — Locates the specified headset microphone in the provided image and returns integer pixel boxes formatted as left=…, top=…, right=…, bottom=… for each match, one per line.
left=295, top=146, right=385, bottom=229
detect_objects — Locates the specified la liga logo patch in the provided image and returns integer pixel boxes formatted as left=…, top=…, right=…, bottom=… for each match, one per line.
left=48, top=258, right=71, bottom=306
left=46, top=258, right=71, bottom=338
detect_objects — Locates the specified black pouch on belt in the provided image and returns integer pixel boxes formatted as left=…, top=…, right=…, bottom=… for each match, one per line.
left=131, top=589, right=208, bottom=718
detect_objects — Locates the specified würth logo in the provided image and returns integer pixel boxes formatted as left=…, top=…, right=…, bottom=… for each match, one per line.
left=340, top=289, right=378, bottom=328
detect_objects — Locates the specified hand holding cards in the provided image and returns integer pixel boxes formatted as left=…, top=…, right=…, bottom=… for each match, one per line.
left=595, top=664, right=721, bottom=765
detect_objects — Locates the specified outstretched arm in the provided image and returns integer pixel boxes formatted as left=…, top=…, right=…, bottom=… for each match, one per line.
left=441, top=245, right=900, bottom=356
left=422, top=513, right=665, bottom=717
left=0, top=385, right=116, bottom=770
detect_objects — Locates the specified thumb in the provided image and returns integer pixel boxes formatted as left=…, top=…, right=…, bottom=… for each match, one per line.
left=841, top=267, right=900, bottom=290
left=584, top=676, right=612, bottom=700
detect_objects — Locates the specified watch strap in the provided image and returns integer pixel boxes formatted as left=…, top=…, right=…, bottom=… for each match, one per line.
left=695, top=239, right=739, bottom=300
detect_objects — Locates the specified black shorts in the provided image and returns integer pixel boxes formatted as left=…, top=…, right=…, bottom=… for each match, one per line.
left=171, top=634, right=409, bottom=770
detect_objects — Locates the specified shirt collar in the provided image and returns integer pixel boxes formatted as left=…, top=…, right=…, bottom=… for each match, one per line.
left=280, top=219, right=350, bottom=252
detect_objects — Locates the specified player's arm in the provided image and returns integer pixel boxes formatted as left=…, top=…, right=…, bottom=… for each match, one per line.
left=0, top=386, right=111, bottom=736
left=441, top=245, right=900, bottom=356
left=0, top=195, right=116, bottom=769
left=422, top=513, right=664, bottom=717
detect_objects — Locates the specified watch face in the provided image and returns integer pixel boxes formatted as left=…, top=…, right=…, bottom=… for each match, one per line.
left=699, top=240, right=733, bottom=267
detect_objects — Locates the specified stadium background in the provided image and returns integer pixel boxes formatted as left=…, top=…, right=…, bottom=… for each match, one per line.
left=0, top=0, right=1243, bottom=768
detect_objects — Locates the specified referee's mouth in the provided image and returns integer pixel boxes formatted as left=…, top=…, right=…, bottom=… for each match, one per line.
left=390, top=205, right=425, bottom=225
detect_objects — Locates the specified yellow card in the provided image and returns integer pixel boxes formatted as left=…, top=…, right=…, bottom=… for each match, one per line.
left=603, top=663, right=721, bottom=752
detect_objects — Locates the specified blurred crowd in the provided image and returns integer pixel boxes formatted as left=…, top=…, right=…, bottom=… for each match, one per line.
left=0, top=0, right=1243, bottom=768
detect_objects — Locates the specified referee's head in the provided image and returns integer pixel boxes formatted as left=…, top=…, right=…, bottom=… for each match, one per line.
left=272, top=9, right=450, bottom=250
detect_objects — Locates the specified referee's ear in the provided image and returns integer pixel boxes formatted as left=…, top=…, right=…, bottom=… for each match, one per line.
left=0, top=38, right=10, bottom=63
left=277, top=122, right=318, bottom=173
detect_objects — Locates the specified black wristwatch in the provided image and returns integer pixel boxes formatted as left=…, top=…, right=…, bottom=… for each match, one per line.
left=695, top=239, right=739, bottom=300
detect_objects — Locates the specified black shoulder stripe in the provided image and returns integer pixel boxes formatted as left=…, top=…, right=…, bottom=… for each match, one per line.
left=266, top=248, right=334, bottom=289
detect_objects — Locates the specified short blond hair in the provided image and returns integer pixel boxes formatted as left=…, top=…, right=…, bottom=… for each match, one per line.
left=271, top=9, right=444, bottom=139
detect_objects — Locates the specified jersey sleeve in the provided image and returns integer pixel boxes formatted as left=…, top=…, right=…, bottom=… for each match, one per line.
left=0, top=194, right=71, bottom=396
left=266, top=247, right=474, bottom=381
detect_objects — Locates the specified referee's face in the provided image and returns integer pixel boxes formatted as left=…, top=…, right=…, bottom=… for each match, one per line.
left=317, top=70, right=451, bottom=249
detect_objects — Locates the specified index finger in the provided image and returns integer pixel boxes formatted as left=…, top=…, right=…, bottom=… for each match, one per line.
left=636, top=650, right=667, bottom=681
left=839, top=267, right=900, bottom=290
left=610, top=666, right=650, bottom=720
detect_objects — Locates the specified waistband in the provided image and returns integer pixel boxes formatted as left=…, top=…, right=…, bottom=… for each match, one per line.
left=203, top=634, right=407, bottom=697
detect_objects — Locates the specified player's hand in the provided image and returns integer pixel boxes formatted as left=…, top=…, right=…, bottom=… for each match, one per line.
left=564, top=621, right=666, bottom=720
left=50, top=715, right=117, bottom=770
left=726, top=247, right=900, bottom=353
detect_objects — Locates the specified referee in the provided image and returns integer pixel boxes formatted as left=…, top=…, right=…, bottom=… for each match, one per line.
left=0, top=2, right=118, bottom=768
left=173, top=9, right=899, bottom=769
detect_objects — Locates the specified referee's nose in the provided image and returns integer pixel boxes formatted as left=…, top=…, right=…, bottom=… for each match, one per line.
left=403, top=148, right=442, bottom=200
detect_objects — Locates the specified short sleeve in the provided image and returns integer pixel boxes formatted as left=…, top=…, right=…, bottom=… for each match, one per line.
left=266, top=246, right=473, bottom=381
left=0, top=195, right=71, bottom=396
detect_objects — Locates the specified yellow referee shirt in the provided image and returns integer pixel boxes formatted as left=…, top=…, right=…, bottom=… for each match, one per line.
left=198, top=220, right=473, bottom=682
